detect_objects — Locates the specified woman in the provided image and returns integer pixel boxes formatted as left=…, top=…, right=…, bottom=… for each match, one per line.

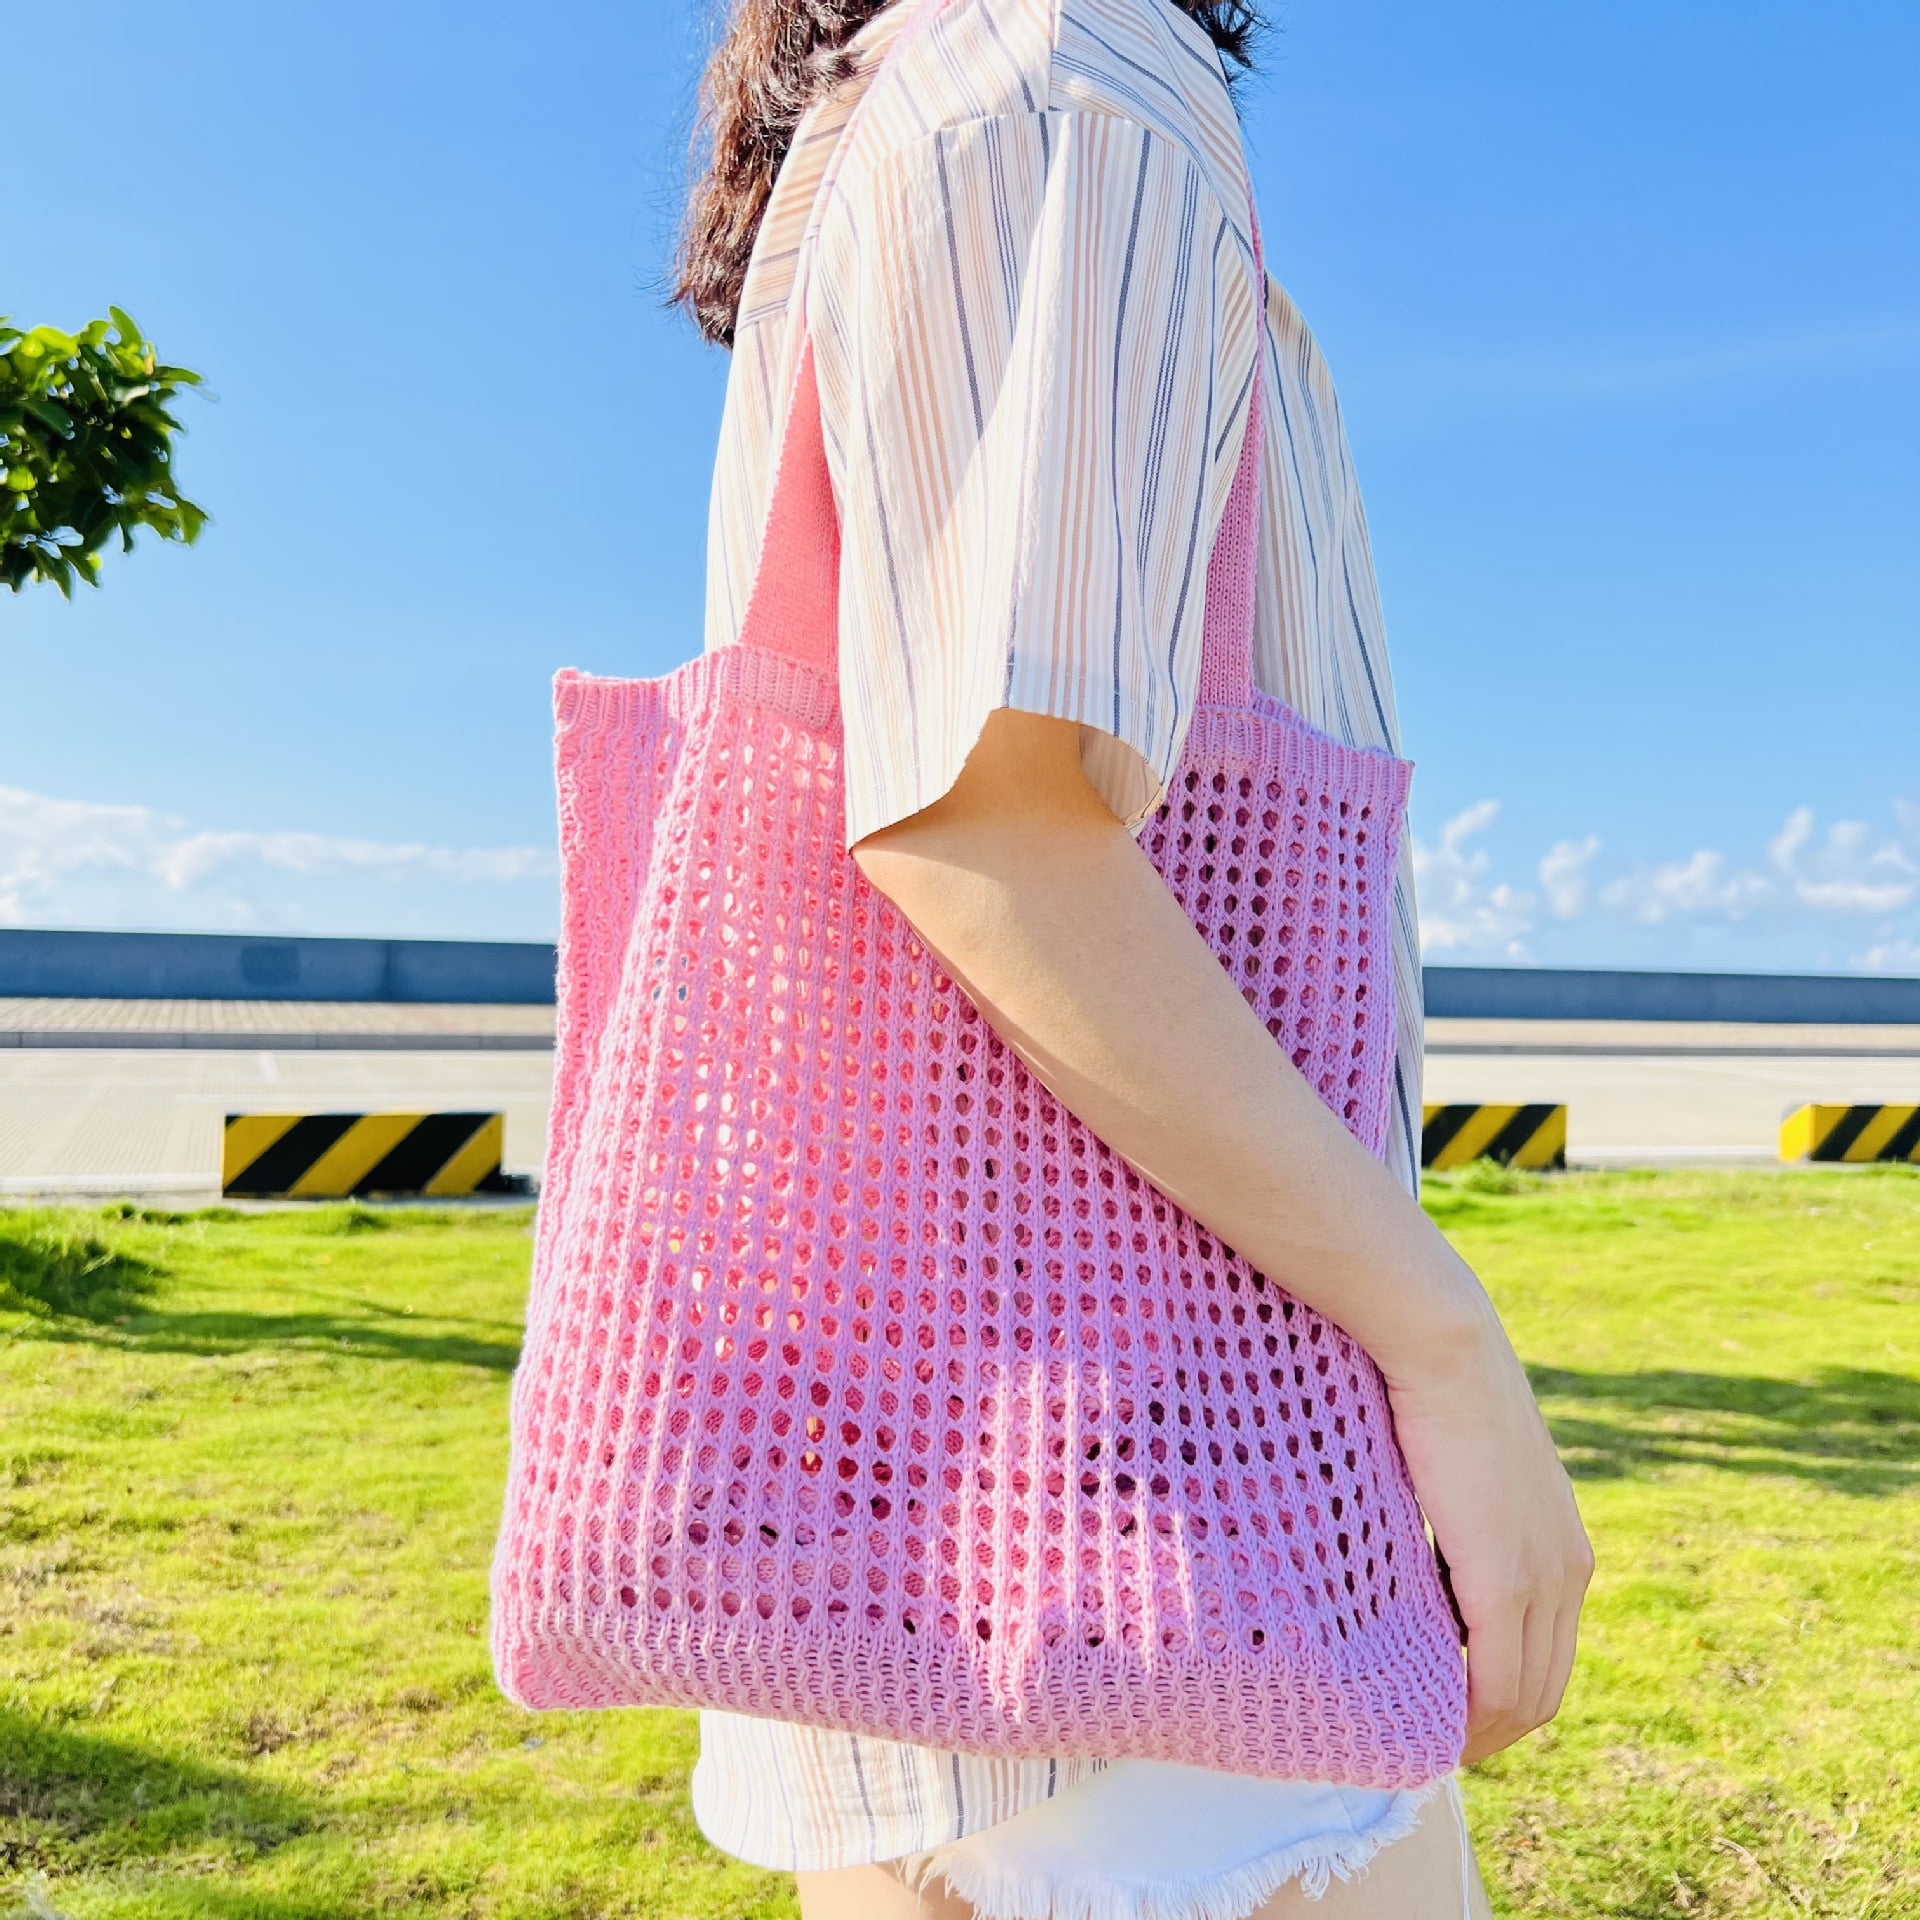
left=667, top=0, right=1593, bottom=1913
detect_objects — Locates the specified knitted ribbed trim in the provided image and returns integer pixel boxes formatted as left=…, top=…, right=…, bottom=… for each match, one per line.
left=905, top=1777, right=1449, bottom=1920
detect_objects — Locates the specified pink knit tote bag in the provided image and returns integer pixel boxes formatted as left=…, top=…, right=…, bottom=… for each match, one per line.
left=491, top=273, right=1468, bottom=1784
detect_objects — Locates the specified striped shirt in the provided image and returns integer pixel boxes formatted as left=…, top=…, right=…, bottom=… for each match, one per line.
left=694, top=0, right=1429, bottom=1869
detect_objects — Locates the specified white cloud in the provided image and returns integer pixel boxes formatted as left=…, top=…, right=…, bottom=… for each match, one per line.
left=0, top=785, right=555, bottom=937
left=1405, top=797, right=1920, bottom=971
left=0, top=789, right=152, bottom=913
left=1549, top=807, right=1917, bottom=929
left=1598, top=848, right=1775, bottom=924
left=151, top=829, right=550, bottom=891
left=1861, top=938, right=1920, bottom=974
left=1764, top=806, right=1917, bottom=913
left=1539, top=836, right=1601, bottom=919
left=1410, top=801, right=1536, bottom=958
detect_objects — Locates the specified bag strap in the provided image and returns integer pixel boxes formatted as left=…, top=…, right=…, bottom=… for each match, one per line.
left=732, top=339, right=841, bottom=674
left=1194, top=211, right=1267, bottom=708
left=730, top=0, right=947, bottom=677
left=736, top=57, right=1269, bottom=715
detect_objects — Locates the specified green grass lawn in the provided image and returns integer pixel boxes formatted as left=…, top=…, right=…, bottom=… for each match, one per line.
left=1, top=1171, right=1915, bottom=1919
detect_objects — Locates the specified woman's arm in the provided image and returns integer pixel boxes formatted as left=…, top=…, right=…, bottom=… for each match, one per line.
left=854, top=706, right=1593, bottom=1763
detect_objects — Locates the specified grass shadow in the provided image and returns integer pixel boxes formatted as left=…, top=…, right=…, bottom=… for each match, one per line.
left=0, top=1226, right=164, bottom=1324
left=18, top=1309, right=521, bottom=1374
left=1, top=1210, right=522, bottom=1372
left=1530, top=1362, right=1920, bottom=1495
left=0, top=1708, right=314, bottom=1878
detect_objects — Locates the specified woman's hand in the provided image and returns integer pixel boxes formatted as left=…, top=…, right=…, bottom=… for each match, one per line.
left=1380, top=1304, right=1594, bottom=1763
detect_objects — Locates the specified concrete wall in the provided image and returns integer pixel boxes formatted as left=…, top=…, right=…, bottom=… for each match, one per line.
left=0, top=929, right=558, bottom=1005
left=1422, top=964, right=1920, bottom=1025
left=4, top=930, right=1917, bottom=1023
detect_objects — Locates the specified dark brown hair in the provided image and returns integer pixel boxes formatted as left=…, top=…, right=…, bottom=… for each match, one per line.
left=671, top=0, right=1261, bottom=347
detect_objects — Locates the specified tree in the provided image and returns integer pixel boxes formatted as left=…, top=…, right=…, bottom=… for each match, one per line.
left=2, top=309, right=206, bottom=597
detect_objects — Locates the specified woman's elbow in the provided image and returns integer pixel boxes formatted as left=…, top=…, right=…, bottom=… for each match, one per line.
left=851, top=710, right=1124, bottom=903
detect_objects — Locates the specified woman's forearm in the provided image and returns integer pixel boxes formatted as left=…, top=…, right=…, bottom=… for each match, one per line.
left=851, top=710, right=1502, bottom=1384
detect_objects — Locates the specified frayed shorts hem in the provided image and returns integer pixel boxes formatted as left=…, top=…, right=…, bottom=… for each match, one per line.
left=890, top=1775, right=1455, bottom=1920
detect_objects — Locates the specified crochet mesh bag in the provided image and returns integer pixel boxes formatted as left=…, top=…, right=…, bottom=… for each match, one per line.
left=491, top=283, right=1467, bottom=1786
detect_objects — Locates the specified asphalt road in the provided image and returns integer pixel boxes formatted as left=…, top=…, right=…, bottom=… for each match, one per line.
left=4, top=1001, right=1918, bottom=1199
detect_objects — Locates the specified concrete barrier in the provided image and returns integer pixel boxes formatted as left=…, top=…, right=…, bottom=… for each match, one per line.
left=1779, top=1104, right=1920, bottom=1164
left=222, top=1111, right=521, bottom=1196
left=0, top=929, right=557, bottom=1004
left=1422, top=1104, right=1568, bottom=1171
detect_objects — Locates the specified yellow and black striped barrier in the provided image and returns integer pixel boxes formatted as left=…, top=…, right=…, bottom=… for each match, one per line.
left=1780, top=1104, right=1920, bottom=1165
left=1422, top=1104, right=1567, bottom=1172
left=223, top=1112, right=510, bottom=1198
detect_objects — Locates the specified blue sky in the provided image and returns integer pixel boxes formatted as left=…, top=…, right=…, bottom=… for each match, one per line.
left=6, top=0, right=1917, bottom=972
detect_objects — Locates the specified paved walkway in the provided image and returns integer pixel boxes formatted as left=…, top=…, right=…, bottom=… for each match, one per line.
left=1, top=997, right=552, bottom=1047
left=2, top=1003, right=1917, bottom=1199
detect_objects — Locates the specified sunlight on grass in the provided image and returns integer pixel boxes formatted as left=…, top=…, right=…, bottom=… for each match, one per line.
left=1421, top=1166, right=1919, bottom=1916
left=1, top=1175, right=1915, bottom=1918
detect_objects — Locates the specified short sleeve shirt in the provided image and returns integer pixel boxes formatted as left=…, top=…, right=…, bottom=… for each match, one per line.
left=709, top=0, right=1262, bottom=850
left=696, top=0, right=1433, bottom=1867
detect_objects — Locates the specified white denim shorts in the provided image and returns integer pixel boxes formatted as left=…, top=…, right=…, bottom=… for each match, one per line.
left=890, top=1761, right=1469, bottom=1920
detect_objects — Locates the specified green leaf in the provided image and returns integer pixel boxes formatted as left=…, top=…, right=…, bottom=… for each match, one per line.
left=19, top=396, right=73, bottom=435
left=1, top=310, right=206, bottom=594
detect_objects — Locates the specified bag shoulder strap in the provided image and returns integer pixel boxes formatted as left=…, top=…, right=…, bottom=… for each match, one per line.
left=1194, top=211, right=1267, bottom=708
left=729, top=0, right=943, bottom=676
left=732, top=341, right=840, bottom=674
left=736, top=34, right=1269, bottom=715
